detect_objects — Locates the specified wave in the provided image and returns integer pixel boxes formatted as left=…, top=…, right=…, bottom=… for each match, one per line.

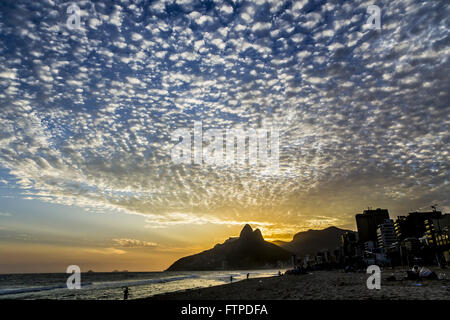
left=0, top=283, right=90, bottom=296
left=0, top=275, right=199, bottom=297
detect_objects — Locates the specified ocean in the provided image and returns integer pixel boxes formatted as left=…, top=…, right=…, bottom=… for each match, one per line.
left=0, top=269, right=283, bottom=300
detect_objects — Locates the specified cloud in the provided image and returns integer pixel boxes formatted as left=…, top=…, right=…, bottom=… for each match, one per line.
left=85, top=248, right=127, bottom=255
left=0, top=212, right=12, bottom=217
left=144, top=212, right=276, bottom=228
left=112, top=238, right=157, bottom=248
left=219, top=4, right=234, bottom=15
left=0, top=0, right=448, bottom=233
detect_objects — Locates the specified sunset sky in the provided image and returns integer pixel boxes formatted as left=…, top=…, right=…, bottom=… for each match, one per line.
left=0, top=0, right=448, bottom=273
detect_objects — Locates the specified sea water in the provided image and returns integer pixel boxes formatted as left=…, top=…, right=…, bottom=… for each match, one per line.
left=0, top=269, right=283, bottom=300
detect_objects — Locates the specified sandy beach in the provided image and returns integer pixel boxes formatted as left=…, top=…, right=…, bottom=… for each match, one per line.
left=148, top=269, right=450, bottom=300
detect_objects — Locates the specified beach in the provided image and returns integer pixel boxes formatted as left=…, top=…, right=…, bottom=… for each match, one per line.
left=0, top=270, right=281, bottom=300
left=148, top=269, right=450, bottom=300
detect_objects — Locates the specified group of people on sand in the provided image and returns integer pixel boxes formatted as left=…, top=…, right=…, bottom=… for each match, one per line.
left=229, top=271, right=284, bottom=283
left=284, top=266, right=308, bottom=275
left=406, top=265, right=439, bottom=280
left=230, top=272, right=253, bottom=282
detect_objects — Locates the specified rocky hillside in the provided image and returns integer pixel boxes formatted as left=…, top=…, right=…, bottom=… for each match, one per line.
left=166, top=224, right=292, bottom=271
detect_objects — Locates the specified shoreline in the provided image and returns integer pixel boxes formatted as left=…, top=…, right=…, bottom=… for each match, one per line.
left=146, top=269, right=450, bottom=300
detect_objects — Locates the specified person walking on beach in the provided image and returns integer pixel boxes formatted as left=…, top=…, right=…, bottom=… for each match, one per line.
left=247, top=273, right=249, bottom=280
left=230, top=275, right=233, bottom=283
left=123, top=286, right=129, bottom=300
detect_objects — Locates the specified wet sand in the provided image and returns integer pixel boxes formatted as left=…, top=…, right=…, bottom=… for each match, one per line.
left=148, top=269, right=450, bottom=300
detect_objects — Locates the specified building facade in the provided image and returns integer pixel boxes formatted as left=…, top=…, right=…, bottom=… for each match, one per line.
left=355, top=208, right=390, bottom=244
left=394, top=210, right=442, bottom=241
left=377, top=219, right=397, bottom=248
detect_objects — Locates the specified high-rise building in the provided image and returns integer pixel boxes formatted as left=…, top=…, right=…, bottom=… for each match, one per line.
left=341, top=232, right=358, bottom=255
left=424, top=214, right=450, bottom=249
left=355, top=208, right=390, bottom=244
left=394, top=216, right=408, bottom=241
left=394, top=210, right=442, bottom=241
left=377, top=219, right=397, bottom=248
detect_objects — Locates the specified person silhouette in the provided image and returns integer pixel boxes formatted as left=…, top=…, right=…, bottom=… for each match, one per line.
left=230, top=275, right=233, bottom=283
left=123, top=286, right=129, bottom=300
left=246, top=273, right=249, bottom=280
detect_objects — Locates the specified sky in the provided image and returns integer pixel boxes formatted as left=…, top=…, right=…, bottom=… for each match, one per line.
left=0, top=0, right=448, bottom=273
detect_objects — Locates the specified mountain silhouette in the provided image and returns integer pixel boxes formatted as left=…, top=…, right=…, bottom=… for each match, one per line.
left=166, top=224, right=291, bottom=271
left=274, top=226, right=355, bottom=257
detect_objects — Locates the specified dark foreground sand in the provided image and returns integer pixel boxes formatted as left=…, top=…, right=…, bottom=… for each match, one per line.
left=148, top=269, right=450, bottom=300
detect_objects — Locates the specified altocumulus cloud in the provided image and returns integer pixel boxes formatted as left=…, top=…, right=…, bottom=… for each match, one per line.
left=0, top=0, right=448, bottom=232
